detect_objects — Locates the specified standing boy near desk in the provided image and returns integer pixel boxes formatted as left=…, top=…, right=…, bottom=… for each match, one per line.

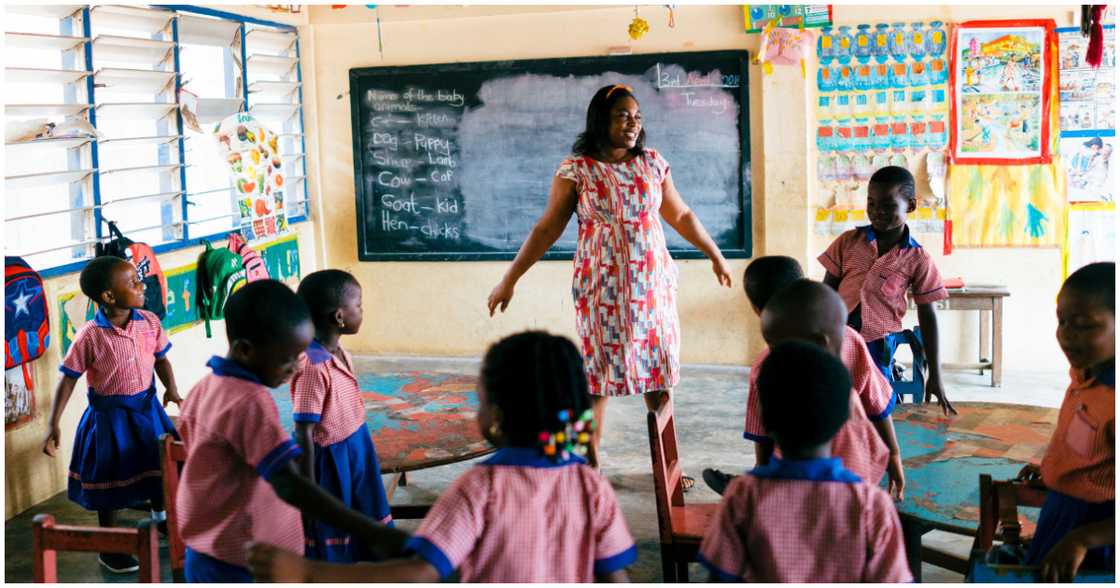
left=819, top=166, right=956, bottom=415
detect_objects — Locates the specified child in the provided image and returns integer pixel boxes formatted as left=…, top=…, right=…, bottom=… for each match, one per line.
left=41, top=256, right=181, bottom=574
left=292, top=270, right=393, bottom=562
left=819, top=165, right=955, bottom=415
left=698, top=340, right=912, bottom=582
left=704, top=260, right=903, bottom=501
left=247, top=331, right=637, bottom=583
left=1020, top=262, right=1114, bottom=581
left=176, top=280, right=407, bottom=582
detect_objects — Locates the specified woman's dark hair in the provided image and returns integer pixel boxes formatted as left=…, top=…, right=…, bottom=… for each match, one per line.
left=572, top=84, right=646, bottom=158
left=297, top=269, right=360, bottom=330
left=481, top=331, right=591, bottom=448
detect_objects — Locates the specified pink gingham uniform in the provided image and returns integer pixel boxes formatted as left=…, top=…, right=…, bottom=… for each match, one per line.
left=176, top=356, right=304, bottom=569
left=698, top=457, right=912, bottom=582
left=818, top=225, right=948, bottom=342
left=60, top=309, right=171, bottom=394
left=405, top=448, right=637, bottom=582
left=744, top=328, right=892, bottom=483
left=290, top=341, right=365, bottom=446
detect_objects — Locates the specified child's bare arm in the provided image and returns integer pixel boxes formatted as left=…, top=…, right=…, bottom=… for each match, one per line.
left=596, top=569, right=630, bottom=582
left=154, top=357, right=182, bottom=407
left=822, top=272, right=842, bottom=291
left=916, top=303, right=956, bottom=415
left=872, top=416, right=905, bottom=501
left=268, top=462, right=411, bottom=558
left=1040, top=518, right=1114, bottom=582
left=42, top=376, right=78, bottom=456
left=293, top=422, right=317, bottom=482
left=248, top=542, right=439, bottom=583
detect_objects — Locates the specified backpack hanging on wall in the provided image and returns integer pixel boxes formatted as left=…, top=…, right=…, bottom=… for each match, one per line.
left=196, top=240, right=246, bottom=338
left=227, top=232, right=270, bottom=282
left=96, top=221, right=169, bottom=319
left=5, top=256, right=50, bottom=390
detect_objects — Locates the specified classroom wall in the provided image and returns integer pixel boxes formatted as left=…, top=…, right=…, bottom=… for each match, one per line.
left=3, top=5, right=321, bottom=519
left=308, top=4, right=1073, bottom=372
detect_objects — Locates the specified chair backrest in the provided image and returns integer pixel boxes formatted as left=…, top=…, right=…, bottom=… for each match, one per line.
left=973, top=473, right=1048, bottom=553
left=160, top=434, right=187, bottom=581
left=647, top=393, right=684, bottom=544
left=32, top=514, right=159, bottom=583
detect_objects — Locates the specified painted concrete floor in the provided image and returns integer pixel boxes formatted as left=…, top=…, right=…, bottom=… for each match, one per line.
left=5, top=357, right=1067, bottom=583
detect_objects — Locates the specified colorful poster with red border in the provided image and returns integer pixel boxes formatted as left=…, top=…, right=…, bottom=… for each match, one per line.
left=949, top=20, right=1056, bottom=165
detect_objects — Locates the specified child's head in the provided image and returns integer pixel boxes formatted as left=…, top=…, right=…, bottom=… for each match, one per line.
left=760, top=279, right=847, bottom=358
left=866, top=165, right=917, bottom=234
left=478, top=331, right=592, bottom=457
left=758, top=340, right=851, bottom=456
left=79, top=256, right=145, bottom=310
left=224, top=280, right=313, bottom=387
left=573, top=84, right=645, bottom=158
left=296, top=269, right=363, bottom=336
left=743, top=256, right=804, bottom=315
left=1056, top=262, right=1115, bottom=370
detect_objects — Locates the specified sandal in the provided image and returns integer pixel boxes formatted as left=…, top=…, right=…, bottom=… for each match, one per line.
left=681, top=474, right=695, bottom=493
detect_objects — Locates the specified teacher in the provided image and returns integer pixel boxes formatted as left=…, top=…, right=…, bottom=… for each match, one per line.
left=487, top=84, right=732, bottom=479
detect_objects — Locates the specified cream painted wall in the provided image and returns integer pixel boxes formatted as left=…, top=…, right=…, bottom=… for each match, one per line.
left=4, top=224, right=319, bottom=520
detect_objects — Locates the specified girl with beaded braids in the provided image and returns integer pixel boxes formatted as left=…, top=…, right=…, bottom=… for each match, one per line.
left=248, top=331, right=638, bottom=583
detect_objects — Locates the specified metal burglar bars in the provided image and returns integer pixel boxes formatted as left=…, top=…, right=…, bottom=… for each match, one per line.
left=3, top=4, right=310, bottom=278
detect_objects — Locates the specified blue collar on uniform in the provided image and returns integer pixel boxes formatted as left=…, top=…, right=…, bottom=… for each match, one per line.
left=305, top=340, right=334, bottom=365
left=1091, top=360, right=1115, bottom=388
left=93, top=308, right=142, bottom=328
left=749, top=457, right=862, bottom=483
left=206, top=355, right=262, bottom=384
left=859, top=224, right=919, bottom=250
left=481, top=446, right=588, bottom=468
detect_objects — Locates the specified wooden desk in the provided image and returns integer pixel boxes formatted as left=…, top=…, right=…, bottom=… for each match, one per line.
left=886, top=402, right=1056, bottom=581
left=909, top=285, right=1010, bottom=387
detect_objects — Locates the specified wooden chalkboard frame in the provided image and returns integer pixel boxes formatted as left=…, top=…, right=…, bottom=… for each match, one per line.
left=350, top=50, right=752, bottom=261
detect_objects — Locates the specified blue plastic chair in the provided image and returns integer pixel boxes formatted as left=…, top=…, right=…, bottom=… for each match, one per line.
left=888, top=327, right=926, bottom=404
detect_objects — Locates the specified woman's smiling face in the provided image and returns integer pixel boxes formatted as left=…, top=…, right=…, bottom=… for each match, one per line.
left=606, top=96, right=642, bottom=150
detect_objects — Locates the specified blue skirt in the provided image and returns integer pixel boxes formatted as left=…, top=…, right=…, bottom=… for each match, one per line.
left=1026, top=491, right=1114, bottom=570
left=67, top=386, right=178, bottom=511
left=305, top=423, right=394, bottom=562
left=185, top=547, right=252, bottom=583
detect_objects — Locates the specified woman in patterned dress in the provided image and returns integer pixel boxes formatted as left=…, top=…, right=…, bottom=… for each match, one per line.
left=487, top=84, right=732, bottom=477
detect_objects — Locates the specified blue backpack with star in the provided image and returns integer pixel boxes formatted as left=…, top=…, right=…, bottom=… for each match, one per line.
left=5, top=256, right=50, bottom=387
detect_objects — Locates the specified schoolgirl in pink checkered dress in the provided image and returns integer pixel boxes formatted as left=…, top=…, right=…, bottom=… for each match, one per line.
left=42, top=256, right=181, bottom=574
left=486, top=84, right=732, bottom=475
left=248, top=331, right=638, bottom=582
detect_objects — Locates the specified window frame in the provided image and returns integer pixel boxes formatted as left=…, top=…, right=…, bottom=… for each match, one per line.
left=4, top=5, right=310, bottom=279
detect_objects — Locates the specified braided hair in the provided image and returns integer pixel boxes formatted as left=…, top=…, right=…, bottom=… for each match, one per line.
left=481, top=331, right=593, bottom=459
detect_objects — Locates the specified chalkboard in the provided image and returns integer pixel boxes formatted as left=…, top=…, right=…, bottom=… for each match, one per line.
left=349, top=50, right=752, bottom=261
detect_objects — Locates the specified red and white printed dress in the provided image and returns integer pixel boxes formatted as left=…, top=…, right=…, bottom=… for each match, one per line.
left=556, top=148, right=680, bottom=397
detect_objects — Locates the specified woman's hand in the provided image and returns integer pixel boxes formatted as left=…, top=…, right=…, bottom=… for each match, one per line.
left=487, top=278, right=515, bottom=316
left=712, top=257, right=733, bottom=288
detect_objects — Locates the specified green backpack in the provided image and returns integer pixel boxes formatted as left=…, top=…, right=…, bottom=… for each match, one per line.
left=196, top=240, right=246, bottom=337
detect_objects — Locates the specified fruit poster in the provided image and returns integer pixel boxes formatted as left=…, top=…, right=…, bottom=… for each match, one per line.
left=813, top=21, right=949, bottom=236
left=215, top=114, right=289, bottom=241
left=950, top=20, right=1056, bottom=164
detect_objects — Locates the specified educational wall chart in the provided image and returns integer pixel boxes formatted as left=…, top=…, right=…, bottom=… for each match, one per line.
left=744, top=5, right=832, bottom=33
left=950, top=22, right=1053, bottom=164
left=215, top=114, right=289, bottom=241
left=814, top=21, right=949, bottom=236
left=1058, top=25, right=1115, bottom=203
left=1063, top=202, right=1116, bottom=278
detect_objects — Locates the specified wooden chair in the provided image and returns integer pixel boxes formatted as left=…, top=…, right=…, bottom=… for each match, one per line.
left=647, top=393, right=719, bottom=582
left=972, top=473, right=1046, bottom=555
left=32, top=514, right=159, bottom=582
left=160, top=434, right=187, bottom=582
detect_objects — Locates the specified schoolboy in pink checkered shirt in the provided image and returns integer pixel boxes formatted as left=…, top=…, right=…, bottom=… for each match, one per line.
left=176, top=280, right=406, bottom=582
left=42, top=256, right=181, bottom=575
left=819, top=165, right=955, bottom=415
left=247, top=331, right=637, bottom=583
left=698, top=340, right=912, bottom=582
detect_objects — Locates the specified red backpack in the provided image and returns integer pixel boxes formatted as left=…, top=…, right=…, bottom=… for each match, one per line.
left=227, top=232, right=270, bottom=282
left=5, top=256, right=50, bottom=389
left=96, top=221, right=169, bottom=319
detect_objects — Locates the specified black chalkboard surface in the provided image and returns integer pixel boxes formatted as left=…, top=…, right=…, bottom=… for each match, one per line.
left=349, top=50, right=751, bottom=261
